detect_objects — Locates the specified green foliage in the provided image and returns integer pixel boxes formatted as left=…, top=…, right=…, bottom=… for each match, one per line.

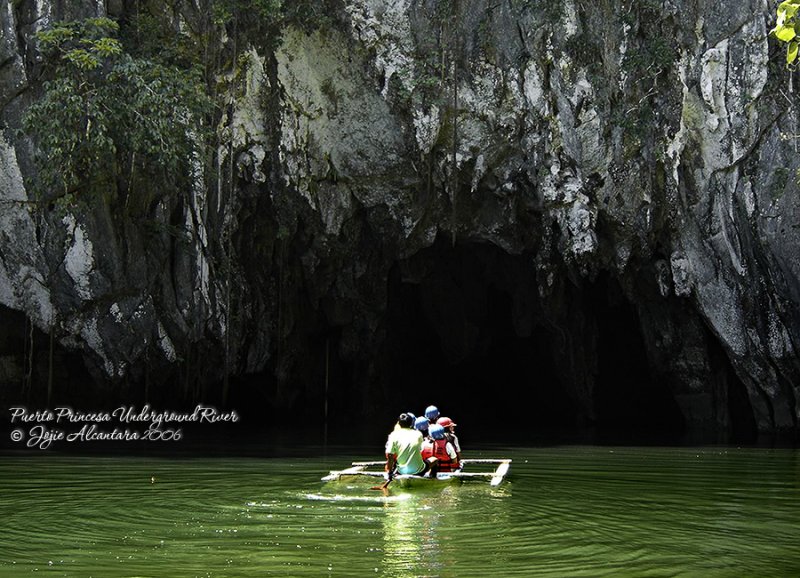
left=209, top=0, right=343, bottom=49
left=36, top=17, right=122, bottom=69
left=120, top=10, right=202, bottom=71
left=212, top=0, right=281, bottom=26
left=281, top=0, right=342, bottom=33
left=23, top=2, right=343, bottom=206
left=771, top=0, right=800, bottom=66
left=212, top=0, right=283, bottom=48
left=23, top=18, right=211, bottom=202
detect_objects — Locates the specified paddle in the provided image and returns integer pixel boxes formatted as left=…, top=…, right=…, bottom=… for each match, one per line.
left=370, top=470, right=393, bottom=491
left=370, top=479, right=392, bottom=491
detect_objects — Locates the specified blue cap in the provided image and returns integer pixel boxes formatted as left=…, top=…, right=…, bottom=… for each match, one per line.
left=425, top=405, right=439, bottom=420
left=429, top=423, right=446, bottom=440
left=414, top=416, right=429, bottom=431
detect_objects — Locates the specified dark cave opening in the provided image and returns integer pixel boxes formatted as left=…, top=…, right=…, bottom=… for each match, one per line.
left=0, top=247, right=759, bottom=447
left=376, top=242, right=688, bottom=444
left=588, top=274, right=686, bottom=442
left=0, top=305, right=95, bottom=412
left=379, top=240, right=579, bottom=443
left=708, top=328, right=758, bottom=444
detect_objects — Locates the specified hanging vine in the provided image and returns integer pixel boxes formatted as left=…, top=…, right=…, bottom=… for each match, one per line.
left=447, top=0, right=460, bottom=247
left=451, top=0, right=459, bottom=247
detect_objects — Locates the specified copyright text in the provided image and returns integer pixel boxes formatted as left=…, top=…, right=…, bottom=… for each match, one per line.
left=8, top=405, right=239, bottom=450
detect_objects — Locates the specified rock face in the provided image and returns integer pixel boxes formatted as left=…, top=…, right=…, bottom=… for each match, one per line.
left=0, top=0, right=797, bottom=438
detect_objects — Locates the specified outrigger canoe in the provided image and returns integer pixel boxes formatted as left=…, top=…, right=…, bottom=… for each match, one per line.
left=322, top=458, right=511, bottom=488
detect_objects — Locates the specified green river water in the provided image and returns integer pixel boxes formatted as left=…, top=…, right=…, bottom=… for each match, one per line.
left=1, top=445, right=798, bottom=577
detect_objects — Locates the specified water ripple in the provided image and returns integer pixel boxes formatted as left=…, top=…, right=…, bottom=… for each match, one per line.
left=1, top=447, right=798, bottom=576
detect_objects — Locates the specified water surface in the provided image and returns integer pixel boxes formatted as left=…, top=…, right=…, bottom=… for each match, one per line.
left=1, top=445, right=798, bottom=576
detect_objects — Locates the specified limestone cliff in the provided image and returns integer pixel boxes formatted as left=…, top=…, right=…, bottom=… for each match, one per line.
left=0, top=0, right=797, bottom=438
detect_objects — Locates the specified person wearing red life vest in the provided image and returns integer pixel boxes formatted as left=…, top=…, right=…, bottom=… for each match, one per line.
left=421, top=423, right=459, bottom=474
left=436, top=416, right=461, bottom=462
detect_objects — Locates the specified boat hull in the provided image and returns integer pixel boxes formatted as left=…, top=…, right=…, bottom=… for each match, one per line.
left=322, top=459, right=511, bottom=488
left=334, top=472, right=462, bottom=488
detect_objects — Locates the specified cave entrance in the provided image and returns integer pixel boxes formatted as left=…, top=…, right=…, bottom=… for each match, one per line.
left=380, top=239, right=578, bottom=442
left=0, top=305, right=94, bottom=410
left=588, top=274, right=686, bottom=442
left=379, top=242, right=689, bottom=443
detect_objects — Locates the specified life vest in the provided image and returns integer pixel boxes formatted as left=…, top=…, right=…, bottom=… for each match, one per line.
left=421, top=438, right=458, bottom=472
left=421, top=439, right=434, bottom=461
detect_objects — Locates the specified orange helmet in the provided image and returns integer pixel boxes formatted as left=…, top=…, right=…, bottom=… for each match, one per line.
left=437, top=417, right=456, bottom=428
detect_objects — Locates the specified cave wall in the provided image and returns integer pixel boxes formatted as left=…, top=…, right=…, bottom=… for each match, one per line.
left=0, top=0, right=798, bottom=437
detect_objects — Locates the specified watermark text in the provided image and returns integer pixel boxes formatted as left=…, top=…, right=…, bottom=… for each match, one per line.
left=9, top=405, right=239, bottom=449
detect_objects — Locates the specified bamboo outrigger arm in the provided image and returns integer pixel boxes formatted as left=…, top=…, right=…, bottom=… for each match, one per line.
left=322, top=459, right=512, bottom=486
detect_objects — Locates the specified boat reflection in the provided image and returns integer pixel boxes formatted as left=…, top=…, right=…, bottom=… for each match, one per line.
left=380, top=486, right=462, bottom=577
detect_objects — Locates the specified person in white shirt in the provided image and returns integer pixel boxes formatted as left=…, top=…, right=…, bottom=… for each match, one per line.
left=385, top=413, right=428, bottom=478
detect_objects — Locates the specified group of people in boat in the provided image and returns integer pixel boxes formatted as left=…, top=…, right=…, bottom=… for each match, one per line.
left=384, top=405, right=461, bottom=480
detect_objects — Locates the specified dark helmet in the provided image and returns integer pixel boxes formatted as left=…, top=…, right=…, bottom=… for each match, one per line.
left=414, top=416, right=430, bottom=432
left=425, top=405, right=440, bottom=421
left=429, top=424, right=446, bottom=440
left=397, top=413, right=414, bottom=428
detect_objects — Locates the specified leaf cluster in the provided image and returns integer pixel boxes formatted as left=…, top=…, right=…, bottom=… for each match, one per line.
left=771, top=0, right=800, bottom=66
left=212, top=0, right=281, bottom=26
left=37, top=17, right=123, bottom=70
left=212, top=0, right=282, bottom=49
left=23, top=17, right=211, bottom=201
left=210, top=0, right=341, bottom=41
left=120, top=10, right=203, bottom=71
